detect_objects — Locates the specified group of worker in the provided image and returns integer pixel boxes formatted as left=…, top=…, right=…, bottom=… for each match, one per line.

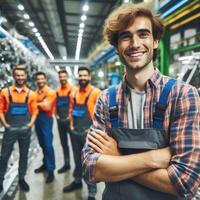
left=0, top=65, right=100, bottom=200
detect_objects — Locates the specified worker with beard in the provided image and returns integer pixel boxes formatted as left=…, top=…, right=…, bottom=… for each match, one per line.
left=0, top=65, right=38, bottom=192
left=34, top=72, right=56, bottom=183
left=56, top=70, right=72, bottom=173
left=63, top=67, right=100, bottom=200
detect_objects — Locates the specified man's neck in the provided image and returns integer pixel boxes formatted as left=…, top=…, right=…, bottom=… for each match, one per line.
left=38, top=85, right=46, bottom=91
left=126, top=65, right=154, bottom=91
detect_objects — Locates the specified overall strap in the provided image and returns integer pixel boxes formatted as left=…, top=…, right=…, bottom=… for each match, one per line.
left=153, top=79, right=176, bottom=129
left=57, top=87, right=71, bottom=97
left=8, top=87, right=12, bottom=102
left=108, top=86, right=118, bottom=128
left=25, top=90, right=30, bottom=103
left=84, top=87, right=95, bottom=105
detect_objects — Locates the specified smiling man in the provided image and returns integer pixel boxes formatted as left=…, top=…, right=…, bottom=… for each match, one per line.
left=0, top=65, right=38, bottom=192
left=34, top=72, right=56, bottom=184
left=63, top=67, right=100, bottom=200
left=82, top=3, right=200, bottom=200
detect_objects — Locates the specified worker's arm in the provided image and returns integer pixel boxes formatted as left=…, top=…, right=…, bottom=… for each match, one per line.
left=87, top=129, right=171, bottom=182
left=27, top=91, right=38, bottom=127
left=37, top=90, right=56, bottom=112
left=0, top=91, right=10, bottom=128
left=0, top=113, right=10, bottom=128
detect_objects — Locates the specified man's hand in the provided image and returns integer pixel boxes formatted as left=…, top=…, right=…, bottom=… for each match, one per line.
left=4, top=123, right=10, bottom=129
left=88, top=129, right=121, bottom=156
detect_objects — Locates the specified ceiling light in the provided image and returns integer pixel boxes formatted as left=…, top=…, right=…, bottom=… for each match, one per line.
left=79, top=23, right=85, bottom=28
left=32, top=28, right=38, bottom=32
left=23, top=14, right=30, bottom=19
left=35, top=32, right=41, bottom=37
left=28, top=21, right=34, bottom=27
left=98, top=71, right=104, bottom=78
left=81, top=15, right=87, bottom=21
left=115, top=61, right=121, bottom=66
left=75, top=36, right=83, bottom=60
left=55, top=65, right=60, bottom=72
left=79, top=29, right=84, bottom=34
left=124, top=0, right=129, bottom=3
left=37, top=36, right=54, bottom=60
left=66, top=66, right=72, bottom=76
left=82, top=4, right=89, bottom=12
left=18, top=4, right=24, bottom=11
left=63, top=56, right=67, bottom=60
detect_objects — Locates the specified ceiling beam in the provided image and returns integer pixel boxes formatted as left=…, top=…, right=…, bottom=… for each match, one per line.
left=26, top=0, right=59, bottom=57
left=65, top=12, right=105, bottom=19
left=56, top=0, right=69, bottom=56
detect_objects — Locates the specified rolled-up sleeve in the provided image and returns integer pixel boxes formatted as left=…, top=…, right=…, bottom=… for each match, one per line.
left=167, top=86, right=200, bottom=199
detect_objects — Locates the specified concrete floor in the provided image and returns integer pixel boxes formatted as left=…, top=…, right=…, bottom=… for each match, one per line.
left=13, top=120, right=104, bottom=200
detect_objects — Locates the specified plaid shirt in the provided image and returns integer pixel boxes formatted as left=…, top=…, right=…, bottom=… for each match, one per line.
left=82, top=68, right=200, bottom=199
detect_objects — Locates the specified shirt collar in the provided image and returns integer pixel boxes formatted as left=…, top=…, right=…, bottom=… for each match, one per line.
left=38, top=85, right=49, bottom=94
left=122, top=68, right=162, bottom=92
left=13, top=84, right=27, bottom=93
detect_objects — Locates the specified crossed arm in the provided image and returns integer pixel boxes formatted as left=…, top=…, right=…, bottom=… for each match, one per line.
left=87, top=129, right=178, bottom=196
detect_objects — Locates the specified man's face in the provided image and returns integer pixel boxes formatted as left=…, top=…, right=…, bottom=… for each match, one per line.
left=116, top=16, right=158, bottom=72
left=13, top=69, right=27, bottom=87
left=35, top=75, right=47, bottom=89
left=59, top=72, right=68, bottom=86
left=78, top=70, right=91, bottom=87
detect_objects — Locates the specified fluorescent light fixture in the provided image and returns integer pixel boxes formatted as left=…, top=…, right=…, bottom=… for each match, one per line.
left=81, top=15, right=87, bottom=21
left=66, top=66, right=72, bottom=76
left=161, top=0, right=189, bottom=18
left=82, top=4, right=89, bottom=12
left=63, top=56, right=67, bottom=60
left=75, top=36, right=83, bottom=60
left=78, top=32, right=83, bottom=38
left=79, top=29, right=84, bottom=34
left=178, top=56, right=193, bottom=61
left=35, top=32, right=41, bottom=37
left=79, top=23, right=85, bottom=28
left=23, top=14, right=30, bottom=19
left=32, top=28, right=38, bottom=32
left=28, top=21, right=34, bottom=27
left=37, top=36, right=54, bottom=60
left=74, top=65, right=79, bottom=77
left=18, top=4, right=24, bottom=11
left=55, top=65, right=60, bottom=71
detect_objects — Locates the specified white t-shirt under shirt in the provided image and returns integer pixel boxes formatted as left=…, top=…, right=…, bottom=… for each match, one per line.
left=128, top=88, right=146, bottom=129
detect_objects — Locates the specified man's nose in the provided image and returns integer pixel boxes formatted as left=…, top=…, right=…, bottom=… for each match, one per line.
left=130, top=35, right=140, bottom=48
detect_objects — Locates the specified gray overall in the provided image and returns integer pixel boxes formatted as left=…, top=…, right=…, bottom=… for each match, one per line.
left=102, top=81, right=186, bottom=200
left=56, top=91, right=70, bottom=166
left=0, top=87, right=31, bottom=183
left=71, top=88, right=97, bottom=197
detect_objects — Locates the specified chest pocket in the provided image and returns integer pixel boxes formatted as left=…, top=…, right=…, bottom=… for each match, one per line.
left=72, top=87, right=95, bottom=118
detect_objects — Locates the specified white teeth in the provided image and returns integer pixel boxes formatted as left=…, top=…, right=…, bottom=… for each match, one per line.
left=130, top=52, right=143, bottom=57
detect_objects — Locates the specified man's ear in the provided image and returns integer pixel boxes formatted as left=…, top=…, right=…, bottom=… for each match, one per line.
left=153, top=40, right=159, bottom=49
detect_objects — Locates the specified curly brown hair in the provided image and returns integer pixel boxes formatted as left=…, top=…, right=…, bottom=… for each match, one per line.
left=103, top=3, right=164, bottom=47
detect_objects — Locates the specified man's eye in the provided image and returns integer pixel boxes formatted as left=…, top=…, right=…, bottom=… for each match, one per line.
left=139, top=32, right=149, bottom=38
left=119, top=34, right=131, bottom=41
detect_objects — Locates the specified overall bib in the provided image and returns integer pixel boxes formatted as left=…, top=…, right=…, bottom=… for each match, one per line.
left=102, top=80, right=186, bottom=200
left=71, top=88, right=97, bottom=196
left=56, top=91, right=70, bottom=166
left=35, top=92, right=55, bottom=171
left=0, top=87, right=31, bottom=183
